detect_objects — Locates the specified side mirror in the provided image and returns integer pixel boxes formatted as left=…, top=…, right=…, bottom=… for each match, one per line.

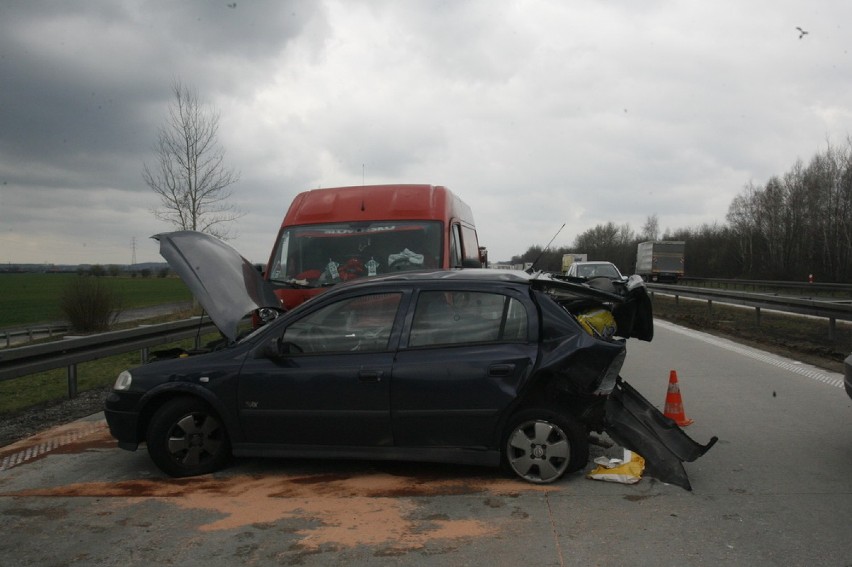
left=258, top=340, right=282, bottom=360
left=462, top=258, right=482, bottom=268
left=258, top=338, right=304, bottom=359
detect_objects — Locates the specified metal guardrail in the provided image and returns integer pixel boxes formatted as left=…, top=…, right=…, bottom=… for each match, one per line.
left=678, top=277, right=852, bottom=297
left=0, top=318, right=219, bottom=398
left=647, top=283, right=852, bottom=340
left=1, top=325, right=69, bottom=348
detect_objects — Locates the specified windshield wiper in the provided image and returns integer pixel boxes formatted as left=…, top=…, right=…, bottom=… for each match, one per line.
left=269, top=278, right=314, bottom=289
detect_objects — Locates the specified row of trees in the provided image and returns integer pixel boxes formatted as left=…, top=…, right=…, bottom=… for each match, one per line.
left=78, top=265, right=170, bottom=278
left=511, top=140, right=852, bottom=282
left=727, top=141, right=852, bottom=281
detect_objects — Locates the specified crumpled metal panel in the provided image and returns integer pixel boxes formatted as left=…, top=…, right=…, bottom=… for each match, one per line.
left=604, top=378, right=718, bottom=490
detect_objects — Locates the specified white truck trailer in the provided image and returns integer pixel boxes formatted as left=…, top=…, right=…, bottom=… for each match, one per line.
left=635, top=241, right=685, bottom=283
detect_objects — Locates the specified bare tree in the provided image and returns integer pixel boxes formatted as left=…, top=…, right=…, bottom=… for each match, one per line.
left=143, top=81, right=242, bottom=239
left=641, top=214, right=659, bottom=241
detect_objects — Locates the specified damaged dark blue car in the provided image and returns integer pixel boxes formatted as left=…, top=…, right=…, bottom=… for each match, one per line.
left=104, top=231, right=716, bottom=489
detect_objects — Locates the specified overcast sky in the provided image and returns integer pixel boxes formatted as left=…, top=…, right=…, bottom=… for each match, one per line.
left=1, top=1, right=850, bottom=266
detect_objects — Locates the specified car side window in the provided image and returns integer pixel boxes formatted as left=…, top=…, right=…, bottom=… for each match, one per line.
left=408, top=291, right=528, bottom=347
left=281, top=293, right=401, bottom=353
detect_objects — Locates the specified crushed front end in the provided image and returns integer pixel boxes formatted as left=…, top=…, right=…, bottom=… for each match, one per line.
left=533, top=272, right=717, bottom=490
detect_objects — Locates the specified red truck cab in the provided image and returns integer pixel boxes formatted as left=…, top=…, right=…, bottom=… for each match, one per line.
left=263, top=184, right=486, bottom=312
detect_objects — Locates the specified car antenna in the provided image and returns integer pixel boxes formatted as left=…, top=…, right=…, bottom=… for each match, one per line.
left=526, top=223, right=565, bottom=273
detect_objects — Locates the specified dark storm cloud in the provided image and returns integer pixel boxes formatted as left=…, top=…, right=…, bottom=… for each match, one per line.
left=0, top=1, right=326, bottom=189
left=3, top=0, right=852, bottom=265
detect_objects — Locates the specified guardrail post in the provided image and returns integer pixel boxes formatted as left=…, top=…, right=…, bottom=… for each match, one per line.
left=829, top=318, right=836, bottom=341
left=706, top=299, right=713, bottom=315
left=67, top=364, right=78, bottom=399
left=755, top=307, right=761, bottom=326
left=141, top=347, right=149, bottom=364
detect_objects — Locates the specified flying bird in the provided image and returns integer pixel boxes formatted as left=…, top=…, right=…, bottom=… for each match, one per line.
left=796, top=26, right=808, bottom=39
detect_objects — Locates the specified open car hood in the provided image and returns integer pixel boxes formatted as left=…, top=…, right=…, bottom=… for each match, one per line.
left=154, top=231, right=281, bottom=342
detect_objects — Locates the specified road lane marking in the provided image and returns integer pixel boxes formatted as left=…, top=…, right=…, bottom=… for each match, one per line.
left=655, top=319, right=844, bottom=389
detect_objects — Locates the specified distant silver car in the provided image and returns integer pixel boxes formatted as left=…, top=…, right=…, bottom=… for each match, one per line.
left=565, top=261, right=626, bottom=280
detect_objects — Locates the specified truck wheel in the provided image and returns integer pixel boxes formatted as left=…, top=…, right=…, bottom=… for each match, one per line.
left=503, top=409, right=588, bottom=484
left=146, top=397, right=231, bottom=477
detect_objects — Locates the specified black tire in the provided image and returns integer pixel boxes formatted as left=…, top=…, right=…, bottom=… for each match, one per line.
left=503, top=408, right=589, bottom=484
left=146, top=397, right=231, bottom=477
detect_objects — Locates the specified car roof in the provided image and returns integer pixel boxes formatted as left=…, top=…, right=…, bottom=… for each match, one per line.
left=326, top=268, right=628, bottom=302
left=323, top=269, right=535, bottom=292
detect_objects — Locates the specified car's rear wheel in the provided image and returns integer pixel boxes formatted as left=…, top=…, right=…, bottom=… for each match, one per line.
left=146, top=397, right=231, bottom=477
left=503, top=409, right=588, bottom=484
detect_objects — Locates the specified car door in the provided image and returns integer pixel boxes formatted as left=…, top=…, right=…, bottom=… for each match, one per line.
left=391, top=287, right=537, bottom=448
left=238, top=291, right=405, bottom=447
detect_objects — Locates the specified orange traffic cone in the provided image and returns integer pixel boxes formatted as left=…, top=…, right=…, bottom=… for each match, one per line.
left=663, top=370, right=694, bottom=426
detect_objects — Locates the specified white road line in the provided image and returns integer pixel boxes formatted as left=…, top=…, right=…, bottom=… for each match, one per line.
left=655, top=319, right=845, bottom=389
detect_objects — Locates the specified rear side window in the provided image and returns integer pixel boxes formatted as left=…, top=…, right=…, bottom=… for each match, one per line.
left=408, top=291, right=528, bottom=347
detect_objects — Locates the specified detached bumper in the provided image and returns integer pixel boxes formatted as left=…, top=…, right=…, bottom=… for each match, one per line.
left=604, top=378, right=717, bottom=491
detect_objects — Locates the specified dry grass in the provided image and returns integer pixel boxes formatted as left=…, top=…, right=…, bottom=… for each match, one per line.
left=651, top=294, right=851, bottom=373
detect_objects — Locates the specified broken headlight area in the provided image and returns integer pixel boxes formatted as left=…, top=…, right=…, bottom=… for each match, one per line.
left=542, top=336, right=627, bottom=395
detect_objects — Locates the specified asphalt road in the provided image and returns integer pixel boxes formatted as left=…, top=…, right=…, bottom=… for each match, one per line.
left=0, top=320, right=849, bottom=566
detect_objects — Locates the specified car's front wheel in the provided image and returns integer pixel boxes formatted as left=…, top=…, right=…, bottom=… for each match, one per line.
left=503, top=409, right=588, bottom=484
left=146, top=397, right=231, bottom=477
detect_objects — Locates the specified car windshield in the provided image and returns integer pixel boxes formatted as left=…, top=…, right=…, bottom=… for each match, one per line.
left=577, top=264, right=621, bottom=279
left=267, top=221, right=442, bottom=288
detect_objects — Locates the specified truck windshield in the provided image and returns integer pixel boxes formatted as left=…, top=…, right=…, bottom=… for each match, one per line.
left=268, top=221, right=442, bottom=288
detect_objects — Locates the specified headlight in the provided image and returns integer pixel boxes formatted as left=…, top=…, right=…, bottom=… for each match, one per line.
left=257, top=308, right=280, bottom=324
left=114, top=370, right=133, bottom=391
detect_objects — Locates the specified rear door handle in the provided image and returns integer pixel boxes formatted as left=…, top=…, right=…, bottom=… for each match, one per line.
left=488, top=364, right=515, bottom=377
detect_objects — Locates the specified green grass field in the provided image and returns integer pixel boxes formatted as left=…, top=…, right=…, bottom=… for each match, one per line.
left=0, top=273, right=192, bottom=328
left=0, top=273, right=199, bottom=416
